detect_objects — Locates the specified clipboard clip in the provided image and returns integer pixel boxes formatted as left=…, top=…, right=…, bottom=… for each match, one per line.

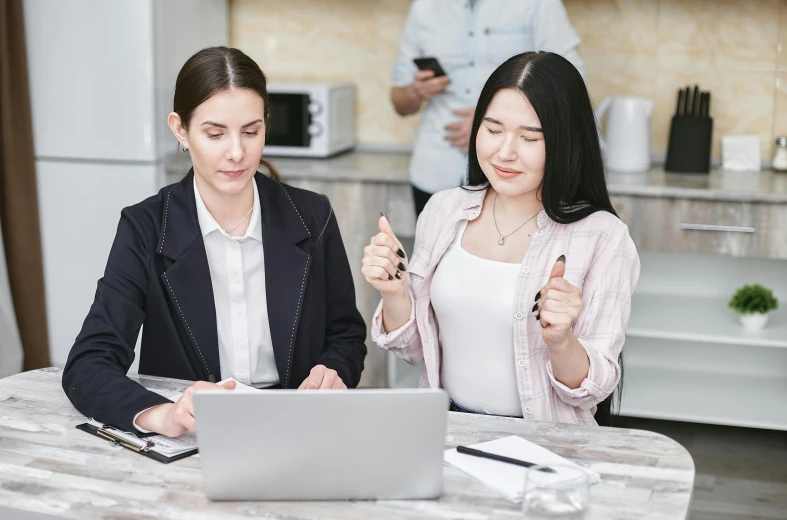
left=97, top=425, right=152, bottom=452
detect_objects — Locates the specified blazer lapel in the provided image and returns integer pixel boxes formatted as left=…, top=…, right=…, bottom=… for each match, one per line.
left=256, top=174, right=312, bottom=388
left=156, top=171, right=221, bottom=381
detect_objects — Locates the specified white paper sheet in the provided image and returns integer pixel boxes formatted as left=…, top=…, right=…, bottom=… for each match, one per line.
left=444, top=435, right=600, bottom=503
left=161, top=376, right=259, bottom=404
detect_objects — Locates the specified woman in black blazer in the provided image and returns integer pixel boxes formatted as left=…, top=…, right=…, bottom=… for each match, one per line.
left=62, top=47, right=366, bottom=437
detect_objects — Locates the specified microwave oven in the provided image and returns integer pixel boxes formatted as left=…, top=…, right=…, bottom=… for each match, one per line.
left=264, top=82, right=356, bottom=158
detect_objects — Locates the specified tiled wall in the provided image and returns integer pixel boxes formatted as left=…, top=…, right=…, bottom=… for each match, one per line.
left=231, top=0, right=787, bottom=161
left=567, top=0, right=786, bottom=161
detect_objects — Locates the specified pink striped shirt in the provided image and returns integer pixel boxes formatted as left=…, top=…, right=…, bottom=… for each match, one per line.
left=372, top=187, right=641, bottom=425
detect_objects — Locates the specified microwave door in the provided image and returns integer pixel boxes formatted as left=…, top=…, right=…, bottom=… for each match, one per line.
left=267, top=93, right=311, bottom=147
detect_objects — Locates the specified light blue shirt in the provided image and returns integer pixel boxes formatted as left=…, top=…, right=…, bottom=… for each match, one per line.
left=393, top=0, right=584, bottom=193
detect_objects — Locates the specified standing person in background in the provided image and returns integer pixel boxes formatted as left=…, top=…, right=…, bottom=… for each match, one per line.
left=391, top=0, right=585, bottom=216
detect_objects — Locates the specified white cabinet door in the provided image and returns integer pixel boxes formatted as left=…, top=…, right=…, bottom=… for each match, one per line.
left=23, top=0, right=156, bottom=162
left=37, top=161, right=159, bottom=367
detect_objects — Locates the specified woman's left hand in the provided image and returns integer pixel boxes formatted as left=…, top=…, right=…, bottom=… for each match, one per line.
left=536, top=256, right=583, bottom=348
left=297, top=365, right=347, bottom=390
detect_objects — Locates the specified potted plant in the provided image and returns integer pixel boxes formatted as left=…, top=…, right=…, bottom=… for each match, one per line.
left=728, top=283, right=779, bottom=331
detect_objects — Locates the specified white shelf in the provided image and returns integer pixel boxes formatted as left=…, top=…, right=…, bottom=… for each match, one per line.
left=628, top=293, right=787, bottom=349
left=619, top=365, right=787, bottom=431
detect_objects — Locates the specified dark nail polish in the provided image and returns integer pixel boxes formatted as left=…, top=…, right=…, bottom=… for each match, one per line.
left=398, top=262, right=406, bottom=271
left=534, top=291, right=541, bottom=302
left=532, top=303, right=539, bottom=312
left=395, top=271, right=402, bottom=279
left=557, top=254, right=566, bottom=263
left=397, top=249, right=406, bottom=258
left=535, top=314, right=540, bottom=321
left=388, top=274, right=393, bottom=280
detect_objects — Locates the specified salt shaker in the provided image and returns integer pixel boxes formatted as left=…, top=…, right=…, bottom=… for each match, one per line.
left=773, top=136, right=787, bottom=172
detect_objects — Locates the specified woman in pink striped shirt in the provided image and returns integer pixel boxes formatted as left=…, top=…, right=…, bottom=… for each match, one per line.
left=362, top=52, right=640, bottom=426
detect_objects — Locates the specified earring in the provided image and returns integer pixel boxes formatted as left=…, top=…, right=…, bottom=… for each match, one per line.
left=180, top=142, right=188, bottom=152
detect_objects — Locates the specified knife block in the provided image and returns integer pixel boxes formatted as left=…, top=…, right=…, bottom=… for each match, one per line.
left=665, top=115, right=713, bottom=173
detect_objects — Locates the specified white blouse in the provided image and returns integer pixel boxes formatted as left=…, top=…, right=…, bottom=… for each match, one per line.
left=193, top=177, right=278, bottom=388
left=430, top=221, right=523, bottom=417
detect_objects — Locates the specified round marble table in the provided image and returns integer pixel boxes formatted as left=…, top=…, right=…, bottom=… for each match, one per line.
left=0, top=368, right=694, bottom=519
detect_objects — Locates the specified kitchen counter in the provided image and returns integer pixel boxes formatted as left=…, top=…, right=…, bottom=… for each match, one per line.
left=269, top=151, right=787, bottom=203
left=0, top=367, right=695, bottom=519
left=606, top=168, right=787, bottom=203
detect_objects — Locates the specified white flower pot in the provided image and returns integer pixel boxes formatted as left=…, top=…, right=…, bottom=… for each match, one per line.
left=739, top=313, right=768, bottom=332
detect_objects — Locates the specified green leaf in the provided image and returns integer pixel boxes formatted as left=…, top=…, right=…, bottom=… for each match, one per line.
left=728, top=284, right=779, bottom=315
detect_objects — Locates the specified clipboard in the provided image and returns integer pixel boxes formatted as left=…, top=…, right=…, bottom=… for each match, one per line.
left=76, top=422, right=198, bottom=464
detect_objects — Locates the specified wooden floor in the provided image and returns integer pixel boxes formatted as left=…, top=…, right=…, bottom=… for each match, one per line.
left=611, top=416, right=787, bottom=520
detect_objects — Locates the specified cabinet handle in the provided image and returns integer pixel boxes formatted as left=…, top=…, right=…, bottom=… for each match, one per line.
left=679, top=223, right=755, bottom=233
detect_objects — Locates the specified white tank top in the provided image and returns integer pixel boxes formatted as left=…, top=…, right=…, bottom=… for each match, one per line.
left=430, top=221, right=523, bottom=417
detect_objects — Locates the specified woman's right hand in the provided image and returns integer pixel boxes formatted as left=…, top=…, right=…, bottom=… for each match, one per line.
left=362, top=214, right=408, bottom=297
left=136, top=380, right=236, bottom=436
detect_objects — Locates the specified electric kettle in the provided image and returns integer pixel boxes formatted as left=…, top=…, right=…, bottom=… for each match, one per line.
left=595, top=96, right=654, bottom=173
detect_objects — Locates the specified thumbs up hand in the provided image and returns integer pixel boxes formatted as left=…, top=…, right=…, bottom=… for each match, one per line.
left=534, top=255, right=583, bottom=348
left=362, top=213, right=408, bottom=296
left=548, top=254, right=566, bottom=279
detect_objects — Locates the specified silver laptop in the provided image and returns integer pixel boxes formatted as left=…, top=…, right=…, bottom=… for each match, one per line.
left=193, top=388, right=449, bottom=501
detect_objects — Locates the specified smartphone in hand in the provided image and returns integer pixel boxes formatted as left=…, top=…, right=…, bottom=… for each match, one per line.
left=413, top=57, right=447, bottom=78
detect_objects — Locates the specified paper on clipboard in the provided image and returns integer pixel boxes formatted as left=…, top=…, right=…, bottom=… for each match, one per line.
left=87, top=418, right=197, bottom=456
left=90, top=378, right=259, bottom=457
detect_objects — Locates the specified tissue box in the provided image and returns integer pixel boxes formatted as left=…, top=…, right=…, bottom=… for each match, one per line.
left=722, top=135, right=761, bottom=172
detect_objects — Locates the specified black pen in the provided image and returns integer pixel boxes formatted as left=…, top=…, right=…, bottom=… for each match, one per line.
left=456, top=445, right=556, bottom=473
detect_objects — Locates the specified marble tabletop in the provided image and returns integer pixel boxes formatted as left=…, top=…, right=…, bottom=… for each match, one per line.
left=0, top=368, right=695, bottom=519
left=266, top=150, right=787, bottom=203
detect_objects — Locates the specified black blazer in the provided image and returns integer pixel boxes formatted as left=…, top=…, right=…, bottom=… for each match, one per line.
left=63, top=171, right=367, bottom=432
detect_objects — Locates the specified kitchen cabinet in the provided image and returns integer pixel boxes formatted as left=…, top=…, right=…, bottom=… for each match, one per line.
left=611, top=188, right=787, bottom=430
left=611, top=195, right=787, bottom=259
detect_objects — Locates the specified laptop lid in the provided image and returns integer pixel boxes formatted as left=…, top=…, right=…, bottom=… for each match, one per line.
left=193, top=388, right=449, bottom=501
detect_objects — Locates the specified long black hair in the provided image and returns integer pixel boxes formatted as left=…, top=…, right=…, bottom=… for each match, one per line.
left=465, top=51, right=622, bottom=425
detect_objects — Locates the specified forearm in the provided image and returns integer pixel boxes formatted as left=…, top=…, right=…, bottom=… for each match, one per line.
left=547, top=331, right=590, bottom=389
left=63, top=350, right=169, bottom=433
left=317, top=332, right=367, bottom=388
left=391, top=85, right=422, bottom=116
left=135, top=402, right=173, bottom=433
left=381, top=286, right=413, bottom=333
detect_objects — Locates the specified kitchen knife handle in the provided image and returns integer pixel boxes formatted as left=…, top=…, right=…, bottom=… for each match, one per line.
left=676, top=89, right=684, bottom=116
left=692, top=85, right=700, bottom=116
